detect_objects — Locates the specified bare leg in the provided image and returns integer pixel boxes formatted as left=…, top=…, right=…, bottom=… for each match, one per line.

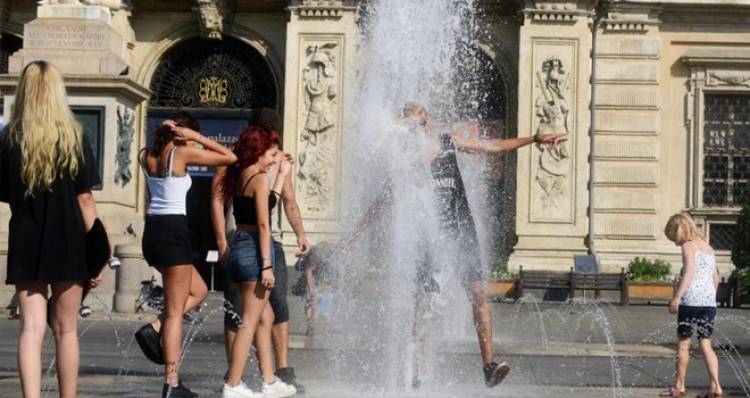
left=224, top=328, right=237, bottom=364
left=161, top=265, right=195, bottom=386
left=675, top=337, right=690, bottom=393
left=272, top=322, right=289, bottom=369
left=255, top=304, right=277, bottom=383
left=16, top=282, right=48, bottom=398
left=699, top=338, right=723, bottom=395
left=226, top=282, right=271, bottom=387
left=468, top=281, right=493, bottom=365
left=50, top=282, right=84, bottom=398
left=152, top=267, right=207, bottom=332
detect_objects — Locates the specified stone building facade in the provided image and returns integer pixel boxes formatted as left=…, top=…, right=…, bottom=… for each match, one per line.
left=0, top=0, right=748, bottom=310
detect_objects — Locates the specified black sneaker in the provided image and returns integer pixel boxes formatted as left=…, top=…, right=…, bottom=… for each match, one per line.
left=162, top=382, right=199, bottom=398
left=276, top=367, right=305, bottom=394
left=483, top=361, right=510, bottom=388
left=135, top=323, right=164, bottom=365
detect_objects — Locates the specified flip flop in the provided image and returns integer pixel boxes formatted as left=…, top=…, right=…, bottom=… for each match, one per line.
left=659, top=387, right=685, bottom=397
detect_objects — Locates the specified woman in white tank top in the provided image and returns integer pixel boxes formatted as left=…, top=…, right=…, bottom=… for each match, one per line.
left=135, top=112, right=236, bottom=398
left=663, top=213, right=722, bottom=398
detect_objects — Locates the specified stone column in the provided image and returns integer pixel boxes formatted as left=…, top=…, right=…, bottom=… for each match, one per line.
left=113, top=244, right=150, bottom=313
left=509, top=0, right=595, bottom=271
left=281, top=0, right=358, bottom=244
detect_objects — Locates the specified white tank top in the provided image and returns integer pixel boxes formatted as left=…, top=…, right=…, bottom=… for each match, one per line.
left=681, top=241, right=717, bottom=308
left=139, top=146, right=192, bottom=215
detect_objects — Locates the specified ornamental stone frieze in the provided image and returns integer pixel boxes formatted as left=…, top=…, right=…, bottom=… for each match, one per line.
left=522, top=0, right=595, bottom=23
left=289, top=0, right=356, bottom=19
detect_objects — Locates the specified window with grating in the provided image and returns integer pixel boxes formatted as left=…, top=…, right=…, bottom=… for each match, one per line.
left=703, top=94, right=750, bottom=207
left=709, top=223, right=737, bottom=251
left=148, top=36, right=276, bottom=110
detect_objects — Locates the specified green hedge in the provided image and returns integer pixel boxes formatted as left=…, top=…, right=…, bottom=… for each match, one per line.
left=626, top=257, right=673, bottom=282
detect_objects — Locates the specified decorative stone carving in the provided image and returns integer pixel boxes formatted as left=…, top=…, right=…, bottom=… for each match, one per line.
left=523, top=1, right=594, bottom=23
left=603, top=20, right=650, bottom=32
left=534, top=57, right=571, bottom=213
left=194, top=0, right=224, bottom=40
left=291, top=0, right=354, bottom=19
left=114, top=106, right=134, bottom=188
left=708, top=71, right=750, bottom=87
left=297, top=41, right=341, bottom=218
left=38, top=0, right=125, bottom=10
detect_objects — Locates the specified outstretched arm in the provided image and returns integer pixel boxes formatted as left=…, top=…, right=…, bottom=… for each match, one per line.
left=453, top=132, right=562, bottom=155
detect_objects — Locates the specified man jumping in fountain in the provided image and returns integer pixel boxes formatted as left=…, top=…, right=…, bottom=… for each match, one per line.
left=346, top=102, right=561, bottom=389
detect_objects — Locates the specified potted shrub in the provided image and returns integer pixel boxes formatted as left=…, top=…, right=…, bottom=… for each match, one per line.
left=625, top=257, right=675, bottom=302
left=486, top=257, right=517, bottom=299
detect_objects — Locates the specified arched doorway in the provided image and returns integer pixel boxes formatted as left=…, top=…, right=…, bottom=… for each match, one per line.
left=146, top=35, right=278, bottom=290
left=455, top=45, right=517, bottom=267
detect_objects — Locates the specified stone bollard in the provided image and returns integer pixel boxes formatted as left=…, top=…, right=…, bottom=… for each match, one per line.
left=113, top=243, right=148, bottom=313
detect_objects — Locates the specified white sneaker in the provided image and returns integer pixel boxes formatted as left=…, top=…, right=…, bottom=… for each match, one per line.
left=223, top=381, right=264, bottom=398
left=262, top=377, right=297, bottom=398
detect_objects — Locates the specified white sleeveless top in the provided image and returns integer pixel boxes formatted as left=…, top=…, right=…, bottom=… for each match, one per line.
left=139, top=146, right=192, bottom=216
left=681, top=241, right=717, bottom=308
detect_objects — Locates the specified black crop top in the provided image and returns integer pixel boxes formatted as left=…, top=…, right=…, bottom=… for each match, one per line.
left=233, top=192, right=278, bottom=225
left=233, top=172, right=279, bottom=225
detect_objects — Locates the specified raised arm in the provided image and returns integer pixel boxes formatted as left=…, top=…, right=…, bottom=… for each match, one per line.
left=210, top=166, right=228, bottom=263
left=172, top=125, right=237, bottom=166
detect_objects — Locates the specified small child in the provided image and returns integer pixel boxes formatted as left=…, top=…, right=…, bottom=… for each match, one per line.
left=661, top=213, right=723, bottom=398
left=295, top=242, right=337, bottom=341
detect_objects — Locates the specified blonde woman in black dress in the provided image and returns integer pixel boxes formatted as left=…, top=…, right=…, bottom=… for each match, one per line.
left=0, top=61, right=103, bottom=398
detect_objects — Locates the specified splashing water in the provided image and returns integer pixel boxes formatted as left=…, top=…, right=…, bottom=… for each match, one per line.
left=327, top=0, right=513, bottom=395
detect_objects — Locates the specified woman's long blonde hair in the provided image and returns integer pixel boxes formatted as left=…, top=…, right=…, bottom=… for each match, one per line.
left=6, top=61, right=83, bottom=197
left=664, top=213, right=703, bottom=244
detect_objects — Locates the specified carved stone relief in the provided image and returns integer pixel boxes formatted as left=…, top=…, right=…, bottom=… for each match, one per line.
left=114, top=106, right=134, bottom=188
left=38, top=0, right=126, bottom=9
left=530, top=41, right=576, bottom=223
left=194, top=0, right=224, bottom=40
left=297, top=40, right=341, bottom=219
left=708, top=71, right=750, bottom=87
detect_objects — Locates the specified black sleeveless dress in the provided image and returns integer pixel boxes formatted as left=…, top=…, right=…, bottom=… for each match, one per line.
left=0, top=134, right=101, bottom=284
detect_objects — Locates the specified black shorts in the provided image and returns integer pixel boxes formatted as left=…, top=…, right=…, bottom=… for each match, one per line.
left=142, top=215, right=193, bottom=269
left=224, top=240, right=290, bottom=329
left=677, top=305, right=717, bottom=339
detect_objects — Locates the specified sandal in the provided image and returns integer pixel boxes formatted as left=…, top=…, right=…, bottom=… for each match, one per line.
left=659, top=387, right=685, bottom=397
left=696, top=392, right=724, bottom=398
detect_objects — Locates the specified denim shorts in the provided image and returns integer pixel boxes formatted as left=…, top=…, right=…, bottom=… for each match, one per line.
left=226, top=231, right=276, bottom=283
left=677, top=305, right=717, bottom=339
left=224, top=240, right=289, bottom=329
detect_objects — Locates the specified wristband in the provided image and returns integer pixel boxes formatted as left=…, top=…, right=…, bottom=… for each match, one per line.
left=263, top=265, right=273, bottom=271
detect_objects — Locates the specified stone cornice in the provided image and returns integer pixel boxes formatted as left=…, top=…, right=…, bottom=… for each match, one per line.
left=289, top=0, right=356, bottom=19
left=682, top=49, right=750, bottom=67
left=522, top=1, right=596, bottom=23
left=0, top=75, right=152, bottom=102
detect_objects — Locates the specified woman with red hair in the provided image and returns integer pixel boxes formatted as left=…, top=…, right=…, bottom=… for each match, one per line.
left=220, top=126, right=295, bottom=398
